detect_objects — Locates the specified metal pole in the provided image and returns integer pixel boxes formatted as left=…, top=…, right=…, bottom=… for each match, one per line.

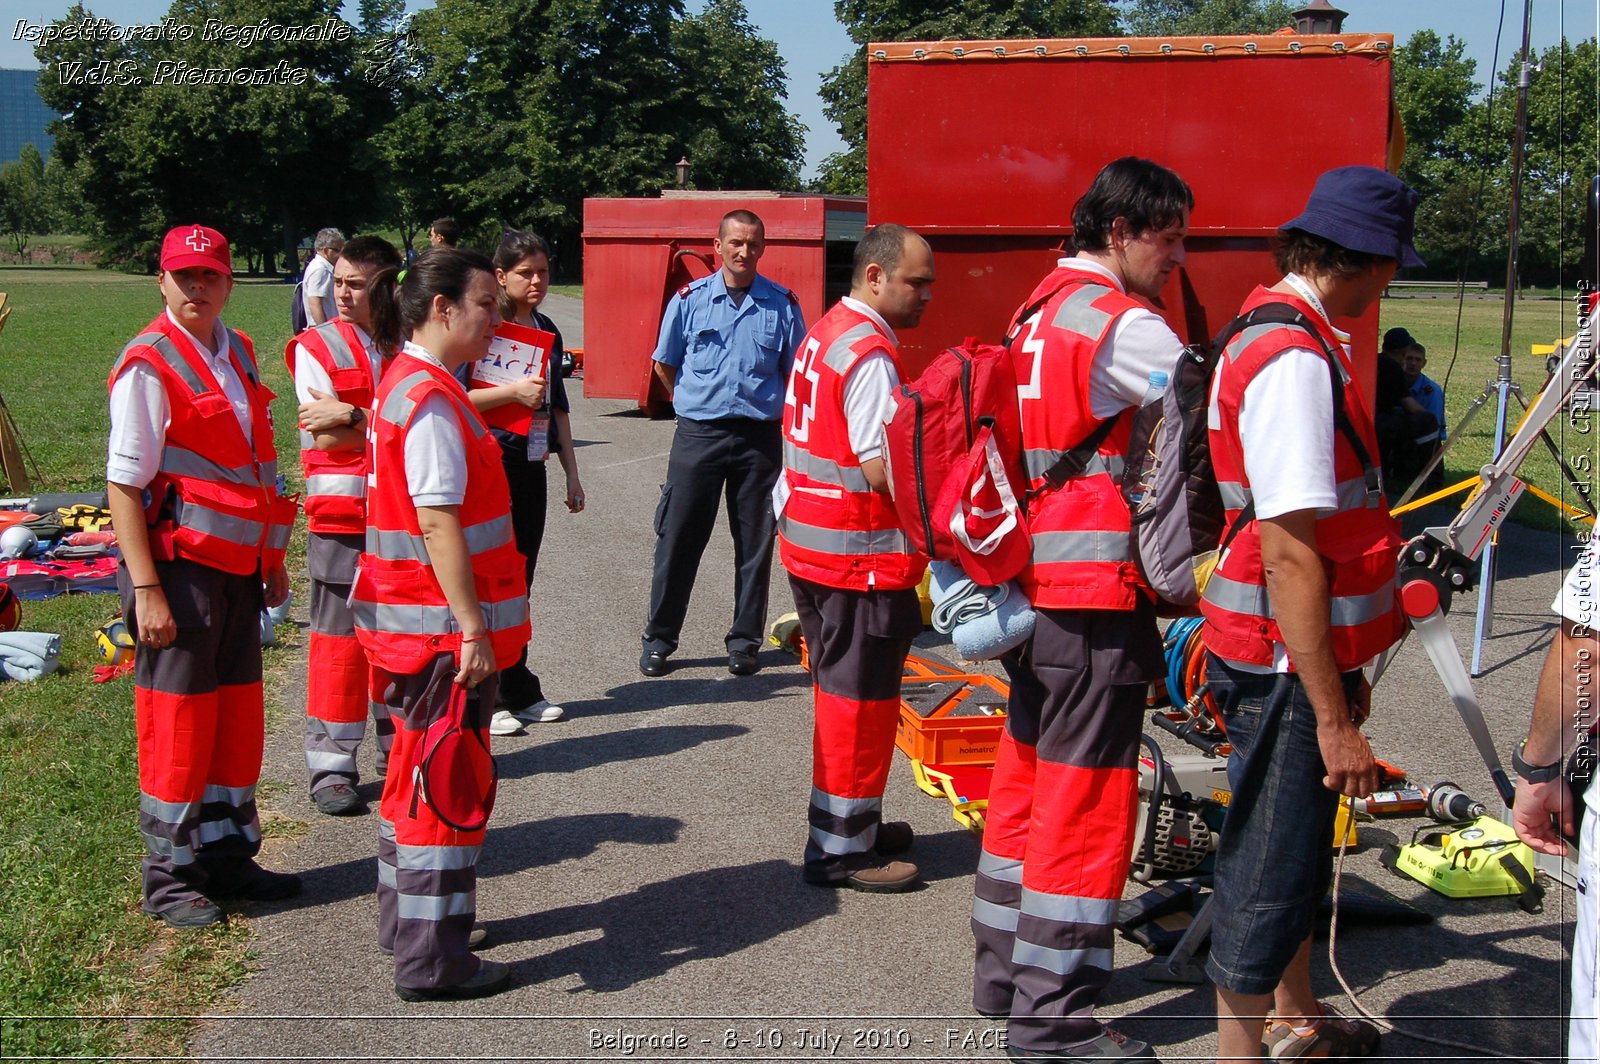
left=1471, top=0, right=1535, bottom=675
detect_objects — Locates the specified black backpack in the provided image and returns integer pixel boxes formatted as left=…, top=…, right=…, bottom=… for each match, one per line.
left=290, top=281, right=308, bottom=334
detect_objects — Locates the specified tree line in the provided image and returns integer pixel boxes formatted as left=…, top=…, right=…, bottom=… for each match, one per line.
left=3, top=0, right=1595, bottom=288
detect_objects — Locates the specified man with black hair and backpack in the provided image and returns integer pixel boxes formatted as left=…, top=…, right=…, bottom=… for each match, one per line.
left=970, top=157, right=1190, bottom=1064
left=1201, top=166, right=1417, bottom=1063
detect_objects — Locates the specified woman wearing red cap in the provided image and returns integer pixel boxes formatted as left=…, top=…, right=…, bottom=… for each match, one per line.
left=105, top=224, right=299, bottom=928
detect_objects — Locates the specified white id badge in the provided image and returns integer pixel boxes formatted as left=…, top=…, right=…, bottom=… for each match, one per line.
left=525, top=413, right=551, bottom=461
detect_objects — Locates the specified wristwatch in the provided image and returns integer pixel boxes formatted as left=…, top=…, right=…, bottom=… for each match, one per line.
left=1512, top=738, right=1564, bottom=784
left=347, top=406, right=366, bottom=430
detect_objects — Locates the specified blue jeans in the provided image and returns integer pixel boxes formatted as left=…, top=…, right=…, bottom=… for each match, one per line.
left=1203, top=655, right=1360, bottom=996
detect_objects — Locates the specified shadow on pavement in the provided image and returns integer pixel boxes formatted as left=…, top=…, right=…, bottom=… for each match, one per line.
left=495, top=722, right=750, bottom=781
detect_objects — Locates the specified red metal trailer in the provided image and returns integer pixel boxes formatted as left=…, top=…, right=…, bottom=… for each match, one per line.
left=866, top=32, right=1402, bottom=394
left=580, top=192, right=867, bottom=415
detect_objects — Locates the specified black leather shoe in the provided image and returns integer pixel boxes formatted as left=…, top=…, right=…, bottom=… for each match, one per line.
left=639, top=649, right=669, bottom=677
left=153, top=897, right=225, bottom=929
left=874, top=821, right=914, bottom=855
left=395, top=958, right=511, bottom=1002
left=728, top=648, right=759, bottom=676
left=313, top=783, right=365, bottom=816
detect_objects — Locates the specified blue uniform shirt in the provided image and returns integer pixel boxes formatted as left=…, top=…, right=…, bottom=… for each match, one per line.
left=1409, top=373, right=1445, bottom=441
left=651, top=270, right=806, bottom=421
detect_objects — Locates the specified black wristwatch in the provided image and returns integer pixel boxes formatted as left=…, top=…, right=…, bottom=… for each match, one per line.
left=348, top=406, right=366, bottom=430
left=1512, top=739, right=1564, bottom=784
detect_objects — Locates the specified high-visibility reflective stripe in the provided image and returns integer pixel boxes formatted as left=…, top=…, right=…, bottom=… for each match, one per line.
left=305, top=750, right=354, bottom=773
left=1224, top=321, right=1293, bottom=364
left=778, top=514, right=909, bottom=557
left=1050, top=284, right=1114, bottom=339
left=820, top=323, right=882, bottom=374
left=396, top=890, right=474, bottom=922
left=1204, top=572, right=1396, bottom=627
left=785, top=441, right=872, bottom=492
left=197, top=817, right=260, bottom=845
left=313, top=321, right=362, bottom=370
left=1030, top=530, right=1131, bottom=563
left=225, top=330, right=258, bottom=383
left=300, top=429, right=317, bottom=448
left=1024, top=448, right=1124, bottom=482
left=379, top=371, right=434, bottom=425
left=972, top=896, right=1021, bottom=932
left=162, top=446, right=258, bottom=486
left=377, top=861, right=397, bottom=888
left=178, top=501, right=265, bottom=548
left=315, top=719, right=368, bottom=742
left=260, top=459, right=277, bottom=485
left=307, top=474, right=367, bottom=498
left=123, top=332, right=210, bottom=395
left=977, top=851, right=1024, bottom=883
left=810, top=787, right=881, bottom=819
left=366, top=514, right=514, bottom=564
left=265, top=522, right=292, bottom=551
left=354, top=595, right=526, bottom=637
left=202, top=783, right=254, bottom=806
left=140, top=830, right=196, bottom=865
left=140, top=792, right=197, bottom=826
left=1217, top=475, right=1377, bottom=515
left=809, top=823, right=873, bottom=855
left=395, top=843, right=481, bottom=872
left=1020, top=888, right=1120, bottom=926
left=380, top=370, right=479, bottom=430
left=378, top=817, right=397, bottom=841
left=1012, top=941, right=1113, bottom=976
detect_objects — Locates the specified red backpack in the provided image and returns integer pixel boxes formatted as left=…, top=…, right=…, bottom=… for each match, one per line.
left=410, top=682, right=498, bottom=833
left=882, top=339, right=1030, bottom=586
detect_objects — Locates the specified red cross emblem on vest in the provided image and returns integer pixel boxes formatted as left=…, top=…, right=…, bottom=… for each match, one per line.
left=186, top=227, right=212, bottom=253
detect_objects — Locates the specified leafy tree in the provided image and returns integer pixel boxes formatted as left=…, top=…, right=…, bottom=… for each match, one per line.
left=39, top=151, right=89, bottom=235
left=1391, top=30, right=1483, bottom=272
left=818, top=0, right=1122, bottom=195
left=380, top=0, right=805, bottom=275
left=1118, top=0, right=1292, bottom=36
left=35, top=0, right=391, bottom=271
left=0, top=145, right=49, bottom=254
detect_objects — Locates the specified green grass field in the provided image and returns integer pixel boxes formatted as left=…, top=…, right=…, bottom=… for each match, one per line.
left=0, top=268, right=1592, bottom=1057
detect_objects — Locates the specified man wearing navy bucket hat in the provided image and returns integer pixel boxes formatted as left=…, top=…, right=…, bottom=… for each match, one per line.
left=1200, top=166, right=1421, bottom=1063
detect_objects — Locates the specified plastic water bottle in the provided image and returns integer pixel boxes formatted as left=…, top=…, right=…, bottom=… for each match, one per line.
left=1140, top=370, right=1170, bottom=408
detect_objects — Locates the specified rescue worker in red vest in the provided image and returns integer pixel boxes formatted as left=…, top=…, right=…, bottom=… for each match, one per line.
left=1202, top=167, right=1418, bottom=1063
left=970, top=159, right=1190, bottom=1063
left=287, top=236, right=404, bottom=817
left=106, top=224, right=299, bottom=929
left=778, top=223, right=934, bottom=893
left=349, top=246, right=530, bottom=1002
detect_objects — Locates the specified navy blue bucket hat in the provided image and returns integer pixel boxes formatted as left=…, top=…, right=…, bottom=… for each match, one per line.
left=1281, top=166, right=1425, bottom=268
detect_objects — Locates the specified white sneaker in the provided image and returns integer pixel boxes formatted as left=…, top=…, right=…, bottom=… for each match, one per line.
left=488, top=709, right=526, bottom=736
left=516, top=699, right=566, bottom=724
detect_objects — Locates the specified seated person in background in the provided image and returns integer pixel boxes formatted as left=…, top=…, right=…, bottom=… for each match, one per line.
left=1374, top=326, right=1438, bottom=490
left=1404, top=341, right=1446, bottom=489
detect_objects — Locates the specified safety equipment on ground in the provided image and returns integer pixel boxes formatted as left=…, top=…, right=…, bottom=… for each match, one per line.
left=95, top=616, right=136, bottom=666
left=0, top=525, right=38, bottom=560
left=0, top=583, right=20, bottom=631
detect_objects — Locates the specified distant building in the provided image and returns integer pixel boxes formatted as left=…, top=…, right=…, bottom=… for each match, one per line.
left=0, top=69, right=56, bottom=163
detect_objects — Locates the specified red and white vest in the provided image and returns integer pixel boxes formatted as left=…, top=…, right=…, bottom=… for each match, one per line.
left=1008, top=266, right=1148, bottom=610
left=350, top=352, right=530, bottom=675
left=778, top=301, right=927, bottom=592
left=285, top=320, right=387, bottom=536
left=1201, top=286, right=1404, bottom=671
left=108, top=314, right=295, bottom=576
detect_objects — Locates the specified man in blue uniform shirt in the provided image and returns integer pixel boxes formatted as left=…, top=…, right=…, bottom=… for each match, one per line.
left=641, top=209, right=807, bottom=677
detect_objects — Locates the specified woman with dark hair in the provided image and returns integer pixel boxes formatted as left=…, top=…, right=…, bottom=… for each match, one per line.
left=349, top=246, right=530, bottom=1002
left=460, top=229, right=585, bottom=735
left=288, top=235, right=404, bottom=817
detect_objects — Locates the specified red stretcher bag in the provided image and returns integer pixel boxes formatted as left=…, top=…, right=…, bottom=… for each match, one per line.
left=410, top=682, right=497, bottom=833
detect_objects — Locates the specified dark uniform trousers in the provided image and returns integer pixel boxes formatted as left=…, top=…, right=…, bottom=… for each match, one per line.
left=375, top=653, right=497, bottom=991
left=496, top=453, right=548, bottom=708
left=789, top=575, right=922, bottom=877
left=305, top=532, right=393, bottom=793
left=644, top=416, right=781, bottom=656
left=970, top=602, right=1161, bottom=1053
left=121, top=559, right=267, bottom=913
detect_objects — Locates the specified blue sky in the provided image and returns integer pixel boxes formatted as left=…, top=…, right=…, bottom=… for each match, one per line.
left=3, top=0, right=1594, bottom=178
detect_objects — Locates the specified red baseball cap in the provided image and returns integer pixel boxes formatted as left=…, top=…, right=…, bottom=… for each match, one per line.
left=160, top=224, right=232, bottom=276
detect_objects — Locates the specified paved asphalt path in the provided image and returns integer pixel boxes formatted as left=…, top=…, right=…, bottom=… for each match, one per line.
left=193, top=293, right=1579, bottom=1062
